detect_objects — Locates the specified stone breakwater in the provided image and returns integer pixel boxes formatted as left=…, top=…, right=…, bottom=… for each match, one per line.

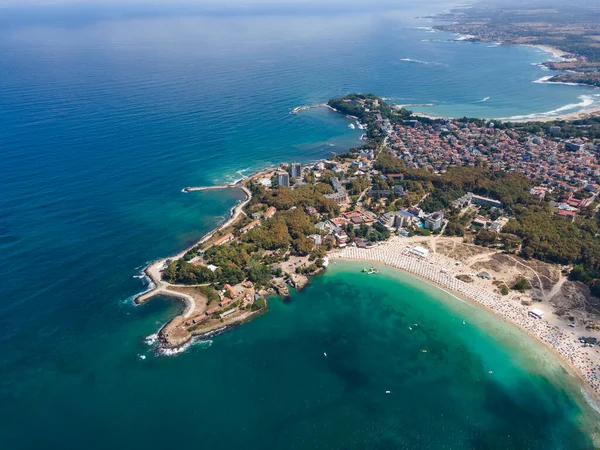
left=330, top=241, right=600, bottom=403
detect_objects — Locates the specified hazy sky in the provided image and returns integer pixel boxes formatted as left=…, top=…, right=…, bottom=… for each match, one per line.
left=0, top=0, right=457, bottom=7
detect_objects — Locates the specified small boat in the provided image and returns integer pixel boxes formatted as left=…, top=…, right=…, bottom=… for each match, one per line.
left=422, top=349, right=427, bottom=353
left=462, top=321, right=466, bottom=325
left=324, top=352, right=327, bottom=357
left=385, top=390, right=391, bottom=394
left=409, top=327, right=413, bottom=331
left=367, top=267, right=379, bottom=275
left=348, top=123, right=355, bottom=129
left=138, top=354, right=146, bottom=360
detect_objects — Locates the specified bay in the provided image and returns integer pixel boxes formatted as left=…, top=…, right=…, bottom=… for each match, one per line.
left=1, top=4, right=599, bottom=449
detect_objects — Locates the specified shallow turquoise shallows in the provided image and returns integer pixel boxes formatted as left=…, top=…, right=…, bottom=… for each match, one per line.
left=1, top=4, right=600, bottom=449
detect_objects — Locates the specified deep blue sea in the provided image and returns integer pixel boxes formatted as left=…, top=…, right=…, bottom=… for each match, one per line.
left=1, top=3, right=600, bottom=449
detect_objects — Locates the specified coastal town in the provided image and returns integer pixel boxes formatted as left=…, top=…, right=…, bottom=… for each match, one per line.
left=136, top=93, right=600, bottom=402
left=432, top=3, right=600, bottom=88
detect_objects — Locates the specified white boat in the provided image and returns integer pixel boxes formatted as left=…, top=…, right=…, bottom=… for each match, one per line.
left=348, top=123, right=355, bottom=129
left=357, top=123, right=364, bottom=129
left=324, top=352, right=327, bottom=357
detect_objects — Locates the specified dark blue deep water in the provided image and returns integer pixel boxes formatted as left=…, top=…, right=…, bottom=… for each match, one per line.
left=1, top=3, right=599, bottom=449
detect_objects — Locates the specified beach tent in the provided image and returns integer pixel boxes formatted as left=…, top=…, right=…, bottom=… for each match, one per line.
left=529, top=308, right=544, bottom=319
left=411, top=246, right=430, bottom=258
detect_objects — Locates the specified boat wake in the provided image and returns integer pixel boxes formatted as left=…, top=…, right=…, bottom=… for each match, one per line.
left=400, top=58, right=446, bottom=67
left=475, top=96, right=491, bottom=103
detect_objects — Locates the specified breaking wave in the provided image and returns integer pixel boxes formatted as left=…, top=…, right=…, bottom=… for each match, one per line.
left=500, top=95, right=596, bottom=120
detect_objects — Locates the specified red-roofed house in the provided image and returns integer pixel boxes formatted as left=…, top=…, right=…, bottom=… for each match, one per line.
left=556, top=210, right=576, bottom=220
left=206, top=306, right=221, bottom=316
left=241, top=220, right=260, bottom=234
left=265, top=206, right=276, bottom=218
left=223, top=284, right=238, bottom=298
left=214, top=233, right=234, bottom=246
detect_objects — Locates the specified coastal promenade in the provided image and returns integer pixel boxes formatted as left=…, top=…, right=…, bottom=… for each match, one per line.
left=331, top=239, right=600, bottom=403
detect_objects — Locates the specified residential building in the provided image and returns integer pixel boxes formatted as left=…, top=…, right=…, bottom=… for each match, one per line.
left=223, top=284, right=238, bottom=298
left=425, top=211, right=444, bottom=231
left=556, top=209, right=577, bottom=220
left=277, top=171, right=290, bottom=187
left=308, top=234, right=323, bottom=245
left=291, top=163, right=302, bottom=179
left=220, top=308, right=237, bottom=318
left=489, top=217, right=509, bottom=233
left=214, top=233, right=234, bottom=246
left=206, top=306, right=220, bottom=316
left=379, top=210, right=415, bottom=229
left=565, top=141, right=585, bottom=152
left=241, top=220, right=260, bottom=234
left=265, top=206, right=277, bottom=218
left=334, top=231, right=349, bottom=247
left=470, top=194, right=503, bottom=209
left=324, top=191, right=348, bottom=204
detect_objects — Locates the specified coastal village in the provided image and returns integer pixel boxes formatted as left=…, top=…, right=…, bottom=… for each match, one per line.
left=136, top=93, right=600, bottom=401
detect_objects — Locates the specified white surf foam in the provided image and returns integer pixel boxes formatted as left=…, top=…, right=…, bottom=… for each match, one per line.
left=533, top=75, right=554, bottom=84
left=415, top=26, right=438, bottom=33
left=144, top=333, right=158, bottom=346
left=531, top=62, right=550, bottom=71
left=581, top=387, right=600, bottom=415
left=155, top=327, right=226, bottom=356
left=500, top=95, right=595, bottom=120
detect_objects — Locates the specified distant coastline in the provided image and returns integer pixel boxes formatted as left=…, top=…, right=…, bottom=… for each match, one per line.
left=405, top=33, right=600, bottom=122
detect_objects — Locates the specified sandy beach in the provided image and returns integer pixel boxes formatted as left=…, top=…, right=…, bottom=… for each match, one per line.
left=525, top=44, right=575, bottom=61
left=519, top=105, right=600, bottom=123
left=413, top=106, right=600, bottom=123
left=330, top=236, right=600, bottom=406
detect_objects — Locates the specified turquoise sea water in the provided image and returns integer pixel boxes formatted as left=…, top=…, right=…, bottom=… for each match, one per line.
left=1, top=3, right=600, bottom=449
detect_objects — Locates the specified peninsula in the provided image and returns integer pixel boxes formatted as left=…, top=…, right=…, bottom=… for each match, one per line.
left=137, top=94, right=600, bottom=403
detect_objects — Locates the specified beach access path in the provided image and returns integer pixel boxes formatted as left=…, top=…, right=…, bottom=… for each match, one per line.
left=330, top=237, right=600, bottom=404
